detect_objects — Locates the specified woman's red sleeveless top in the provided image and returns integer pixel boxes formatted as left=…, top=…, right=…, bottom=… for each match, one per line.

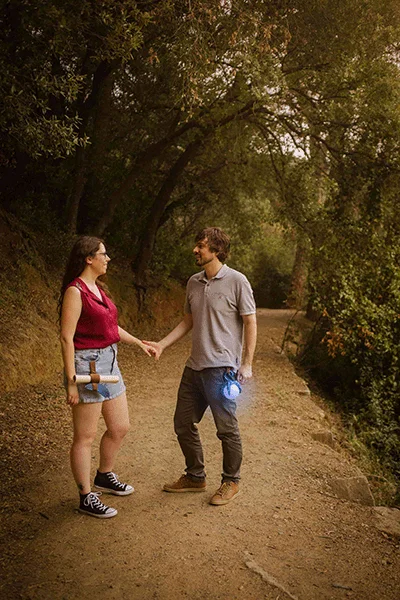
left=67, top=278, right=120, bottom=350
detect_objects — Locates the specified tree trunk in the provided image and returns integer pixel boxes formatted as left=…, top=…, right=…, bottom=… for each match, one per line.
left=64, top=60, right=119, bottom=234
left=85, top=60, right=120, bottom=186
left=92, top=122, right=199, bottom=237
left=65, top=144, right=88, bottom=233
left=93, top=99, right=255, bottom=236
left=133, top=140, right=202, bottom=289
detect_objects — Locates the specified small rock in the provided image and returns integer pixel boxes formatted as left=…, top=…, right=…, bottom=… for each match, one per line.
left=374, top=506, right=400, bottom=537
left=297, top=386, right=311, bottom=396
left=311, top=431, right=335, bottom=449
left=286, top=341, right=298, bottom=355
left=294, top=376, right=311, bottom=395
left=328, top=476, right=375, bottom=506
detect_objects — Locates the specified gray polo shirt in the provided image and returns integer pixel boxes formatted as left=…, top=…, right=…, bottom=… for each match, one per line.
left=184, top=264, right=256, bottom=370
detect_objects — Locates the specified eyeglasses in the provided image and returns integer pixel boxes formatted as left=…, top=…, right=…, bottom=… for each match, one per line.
left=95, top=252, right=110, bottom=258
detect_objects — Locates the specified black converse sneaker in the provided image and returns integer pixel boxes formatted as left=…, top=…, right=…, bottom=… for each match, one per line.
left=94, top=470, right=134, bottom=496
left=78, top=492, right=118, bottom=519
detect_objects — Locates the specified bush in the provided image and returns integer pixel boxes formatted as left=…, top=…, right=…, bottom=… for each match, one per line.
left=302, top=215, right=400, bottom=482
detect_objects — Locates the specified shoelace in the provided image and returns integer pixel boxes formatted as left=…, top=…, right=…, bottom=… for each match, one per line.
left=216, top=482, right=232, bottom=496
left=85, top=492, right=108, bottom=512
left=107, top=472, right=126, bottom=489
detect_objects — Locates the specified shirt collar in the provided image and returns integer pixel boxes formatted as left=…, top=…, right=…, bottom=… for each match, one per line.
left=77, top=277, right=107, bottom=305
left=199, top=264, right=228, bottom=282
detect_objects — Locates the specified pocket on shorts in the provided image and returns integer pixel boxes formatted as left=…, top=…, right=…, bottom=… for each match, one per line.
left=75, top=350, right=100, bottom=373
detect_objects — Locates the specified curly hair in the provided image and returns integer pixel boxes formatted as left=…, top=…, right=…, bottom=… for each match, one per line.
left=195, top=227, right=231, bottom=262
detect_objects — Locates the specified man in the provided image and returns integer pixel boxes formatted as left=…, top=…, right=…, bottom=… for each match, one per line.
left=144, top=227, right=257, bottom=505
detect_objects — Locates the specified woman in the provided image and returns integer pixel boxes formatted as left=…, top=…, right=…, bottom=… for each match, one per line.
left=59, top=236, right=152, bottom=519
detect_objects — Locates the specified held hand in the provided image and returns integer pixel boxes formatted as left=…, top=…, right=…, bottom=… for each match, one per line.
left=138, top=340, right=156, bottom=357
left=66, top=382, right=79, bottom=406
left=142, top=340, right=163, bottom=361
left=237, top=364, right=252, bottom=384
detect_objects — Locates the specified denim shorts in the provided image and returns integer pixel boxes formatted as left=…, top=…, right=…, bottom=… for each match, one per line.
left=72, top=344, right=126, bottom=404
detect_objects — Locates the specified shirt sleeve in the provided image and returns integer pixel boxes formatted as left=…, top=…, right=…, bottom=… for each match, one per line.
left=184, top=285, right=191, bottom=314
left=238, top=276, right=256, bottom=315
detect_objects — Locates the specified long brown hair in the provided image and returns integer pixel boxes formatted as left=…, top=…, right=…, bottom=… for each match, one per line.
left=58, top=236, right=104, bottom=320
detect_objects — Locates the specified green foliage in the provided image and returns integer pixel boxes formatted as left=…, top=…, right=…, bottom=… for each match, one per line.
left=0, top=0, right=149, bottom=161
left=247, top=226, right=295, bottom=308
left=1, top=0, right=81, bottom=159
left=301, top=173, right=400, bottom=478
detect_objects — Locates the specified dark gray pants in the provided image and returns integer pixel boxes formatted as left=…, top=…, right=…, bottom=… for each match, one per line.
left=174, top=366, right=242, bottom=482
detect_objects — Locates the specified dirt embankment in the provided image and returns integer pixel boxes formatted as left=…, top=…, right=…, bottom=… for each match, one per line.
left=1, top=308, right=400, bottom=600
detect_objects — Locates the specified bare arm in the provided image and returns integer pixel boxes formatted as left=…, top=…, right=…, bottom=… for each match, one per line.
left=118, top=326, right=153, bottom=356
left=60, top=286, right=82, bottom=405
left=237, top=313, right=257, bottom=384
left=143, top=313, right=193, bottom=360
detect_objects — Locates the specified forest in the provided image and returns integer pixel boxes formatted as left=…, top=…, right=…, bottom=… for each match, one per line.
left=1, top=0, right=400, bottom=484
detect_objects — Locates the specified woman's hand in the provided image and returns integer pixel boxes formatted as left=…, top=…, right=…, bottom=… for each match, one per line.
left=118, top=326, right=157, bottom=357
left=142, top=340, right=163, bottom=360
left=67, top=382, right=79, bottom=406
left=138, top=340, right=157, bottom=357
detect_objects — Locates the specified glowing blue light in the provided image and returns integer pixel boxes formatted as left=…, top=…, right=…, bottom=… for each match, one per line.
left=222, top=371, right=242, bottom=400
left=223, top=382, right=241, bottom=399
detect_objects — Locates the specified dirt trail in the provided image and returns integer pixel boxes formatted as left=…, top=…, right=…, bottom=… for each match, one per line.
left=1, top=309, right=399, bottom=600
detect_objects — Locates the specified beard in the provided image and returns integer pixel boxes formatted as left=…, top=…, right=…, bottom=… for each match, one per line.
left=194, top=254, right=213, bottom=266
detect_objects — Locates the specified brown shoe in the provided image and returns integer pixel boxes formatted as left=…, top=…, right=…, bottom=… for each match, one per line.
left=209, top=481, right=240, bottom=505
left=163, top=474, right=206, bottom=493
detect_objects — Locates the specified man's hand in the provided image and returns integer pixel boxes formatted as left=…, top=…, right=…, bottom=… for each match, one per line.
left=142, top=340, right=163, bottom=360
left=237, top=363, right=252, bottom=384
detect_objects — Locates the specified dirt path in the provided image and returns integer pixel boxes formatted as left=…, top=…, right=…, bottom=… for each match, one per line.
left=1, top=309, right=399, bottom=600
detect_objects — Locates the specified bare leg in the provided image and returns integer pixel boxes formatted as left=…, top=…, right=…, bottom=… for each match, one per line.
left=99, top=392, right=130, bottom=473
left=70, top=402, right=102, bottom=494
